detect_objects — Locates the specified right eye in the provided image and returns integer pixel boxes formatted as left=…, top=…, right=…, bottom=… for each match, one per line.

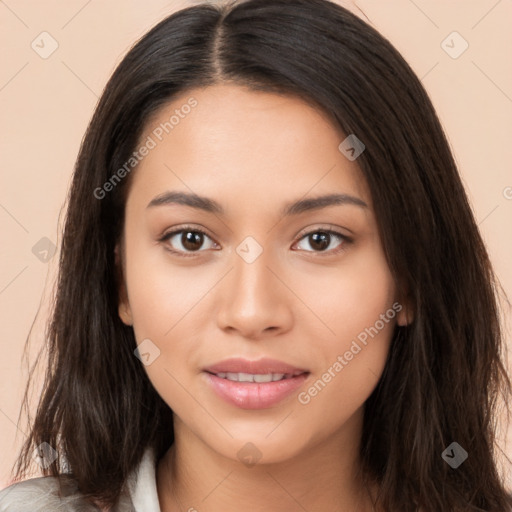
left=159, top=226, right=219, bottom=257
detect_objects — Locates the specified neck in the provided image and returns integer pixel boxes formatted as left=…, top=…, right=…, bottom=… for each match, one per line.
left=156, top=408, right=377, bottom=512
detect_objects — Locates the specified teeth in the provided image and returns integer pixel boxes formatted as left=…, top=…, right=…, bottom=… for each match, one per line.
left=216, top=372, right=287, bottom=382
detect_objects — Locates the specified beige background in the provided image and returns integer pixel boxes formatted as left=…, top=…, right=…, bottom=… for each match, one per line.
left=1, top=0, right=511, bottom=491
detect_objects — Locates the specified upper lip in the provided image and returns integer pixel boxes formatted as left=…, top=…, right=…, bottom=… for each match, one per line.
left=203, top=357, right=309, bottom=375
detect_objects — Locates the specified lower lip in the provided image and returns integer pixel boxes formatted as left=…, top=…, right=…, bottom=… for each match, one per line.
left=203, top=372, right=310, bottom=409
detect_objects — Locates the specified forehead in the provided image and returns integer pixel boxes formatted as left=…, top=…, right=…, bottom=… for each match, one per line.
left=127, top=83, right=371, bottom=214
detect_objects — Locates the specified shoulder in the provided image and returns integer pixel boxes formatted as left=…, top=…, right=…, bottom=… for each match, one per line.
left=0, top=474, right=101, bottom=511
left=0, top=446, right=157, bottom=512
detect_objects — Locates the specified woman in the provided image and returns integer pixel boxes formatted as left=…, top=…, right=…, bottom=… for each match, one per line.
left=1, top=0, right=511, bottom=510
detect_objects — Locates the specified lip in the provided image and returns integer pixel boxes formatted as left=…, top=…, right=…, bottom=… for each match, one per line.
left=202, top=357, right=310, bottom=410
left=203, top=372, right=310, bottom=409
left=203, top=357, right=309, bottom=375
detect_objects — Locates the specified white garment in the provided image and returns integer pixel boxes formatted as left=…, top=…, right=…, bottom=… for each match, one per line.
left=0, top=446, right=161, bottom=512
left=127, top=446, right=161, bottom=511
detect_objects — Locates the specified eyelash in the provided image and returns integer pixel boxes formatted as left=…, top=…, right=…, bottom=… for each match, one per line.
left=158, top=224, right=353, bottom=259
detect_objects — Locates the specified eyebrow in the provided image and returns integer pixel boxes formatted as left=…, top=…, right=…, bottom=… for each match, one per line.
left=146, top=191, right=368, bottom=216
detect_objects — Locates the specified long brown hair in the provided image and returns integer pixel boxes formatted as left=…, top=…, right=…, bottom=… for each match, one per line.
left=9, top=0, right=512, bottom=510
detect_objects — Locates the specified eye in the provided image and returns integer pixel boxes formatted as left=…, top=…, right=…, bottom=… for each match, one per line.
left=293, top=227, right=352, bottom=255
left=159, top=226, right=218, bottom=257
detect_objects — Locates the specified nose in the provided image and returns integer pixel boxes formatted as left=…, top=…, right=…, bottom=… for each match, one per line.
left=216, top=246, right=293, bottom=340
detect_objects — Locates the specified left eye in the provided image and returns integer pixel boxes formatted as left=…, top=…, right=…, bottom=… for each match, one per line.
left=294, top=229, right=349, bottom=254
left=159, top=227, right=350, bottom=257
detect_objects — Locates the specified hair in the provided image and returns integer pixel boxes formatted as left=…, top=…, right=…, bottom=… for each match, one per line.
left=9, top=0, right=512, bottom=510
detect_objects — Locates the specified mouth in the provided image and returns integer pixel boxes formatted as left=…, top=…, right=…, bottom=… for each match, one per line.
left=202, top=358, right=310, bottom=409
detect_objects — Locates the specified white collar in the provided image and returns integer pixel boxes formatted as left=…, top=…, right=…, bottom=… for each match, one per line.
left=126, top=446, right=161, bottom=512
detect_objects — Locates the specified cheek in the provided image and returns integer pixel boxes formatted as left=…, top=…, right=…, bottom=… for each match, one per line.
left=122, top=238, right=209, bottom=389
left=297, top=306, right=394, bottom=432
left=123, top=236, right=204, bottom=336
left=295, top=243, right=396, bottom=410
left=123, top=246, right=202, bottom=411
left=294, top=239, right=396, bottom=346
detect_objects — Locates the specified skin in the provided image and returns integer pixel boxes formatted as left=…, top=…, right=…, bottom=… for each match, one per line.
left=116, top=83, right=412, bottom=512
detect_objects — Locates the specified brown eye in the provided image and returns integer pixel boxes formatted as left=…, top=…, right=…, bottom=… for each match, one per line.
left=294, top=229, right=351, bottom=255
left=160, top=227, right=217, bottom=256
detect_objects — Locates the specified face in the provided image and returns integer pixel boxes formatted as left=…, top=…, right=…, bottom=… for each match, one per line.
left=116, top=83, right=410, bottom=464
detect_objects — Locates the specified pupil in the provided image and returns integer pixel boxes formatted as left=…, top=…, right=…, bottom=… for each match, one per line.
left=182, top=231, right=203, bottom=251
left=310, top=232, right=329, bottom=251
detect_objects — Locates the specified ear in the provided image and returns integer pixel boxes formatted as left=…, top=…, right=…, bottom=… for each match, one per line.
left=395, top=285, right=415, bottom=327
left=396, top=304, right=413, bottom=326
left=115, top=243, right=133, bottom=326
